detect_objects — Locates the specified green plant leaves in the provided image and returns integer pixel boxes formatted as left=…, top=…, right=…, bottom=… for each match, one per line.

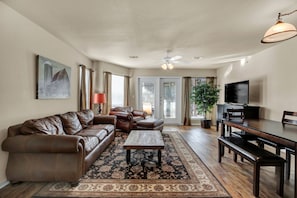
left=191, top=83, right=220, bottom=119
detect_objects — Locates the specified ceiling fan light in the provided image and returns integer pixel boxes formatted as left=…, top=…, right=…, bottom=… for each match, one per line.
left=161, top=63, right=167, bottom=70
left=168, top=63, right=174, bottom=70
left=261, top=20, right=297, bottom=43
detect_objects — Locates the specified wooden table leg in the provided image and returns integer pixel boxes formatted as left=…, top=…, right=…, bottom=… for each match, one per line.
left=157, top=149, right=162, bottom=166
left=126, top=149, right=131, bottom=164
left=220, top=121, right=225, bottom=156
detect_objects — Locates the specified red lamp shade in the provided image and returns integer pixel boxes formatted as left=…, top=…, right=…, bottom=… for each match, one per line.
left=93, top=93, right=106, bottom=104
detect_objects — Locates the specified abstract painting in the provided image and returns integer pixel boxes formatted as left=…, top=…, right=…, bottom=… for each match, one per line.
left=36, top=55, right=71, bottom=99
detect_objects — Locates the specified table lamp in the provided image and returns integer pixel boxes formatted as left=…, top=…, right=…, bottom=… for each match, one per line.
left=143, top=102, right=152, bottom=117
left=93, top=93, right=106, bottom=114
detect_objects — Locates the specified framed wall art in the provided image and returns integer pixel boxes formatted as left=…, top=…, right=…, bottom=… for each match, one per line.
left=36, top=55, right=71, bottom=99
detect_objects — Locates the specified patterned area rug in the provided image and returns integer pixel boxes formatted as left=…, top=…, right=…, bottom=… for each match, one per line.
left=34, top=131, right=231, bottom=198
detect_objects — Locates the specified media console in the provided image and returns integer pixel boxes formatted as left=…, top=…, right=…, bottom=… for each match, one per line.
left=216, top=104, right=260, bottom=131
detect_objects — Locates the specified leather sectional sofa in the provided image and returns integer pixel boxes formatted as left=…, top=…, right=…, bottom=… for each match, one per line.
left=109, top=106, right=164, bottom=132
left=1, top=109, right=116, bottom=185
left=109, top=106, right=148, bottom=132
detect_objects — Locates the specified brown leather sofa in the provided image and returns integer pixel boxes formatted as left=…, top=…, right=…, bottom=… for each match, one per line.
left=109, top=106, right=147, bottom=132
left=1, top=109, right=116, bottom=185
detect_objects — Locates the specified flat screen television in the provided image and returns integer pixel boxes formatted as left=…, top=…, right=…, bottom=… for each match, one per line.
left=224, top=80, right=249, bottom=104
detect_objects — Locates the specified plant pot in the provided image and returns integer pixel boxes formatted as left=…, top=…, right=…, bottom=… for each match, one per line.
left=201, top=119, right=211, bottom=128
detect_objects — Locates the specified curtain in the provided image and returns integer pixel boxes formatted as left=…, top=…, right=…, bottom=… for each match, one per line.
left=78, top=65, right=94, bottom=111
left=124, top=75, right=130, bottom=106
left=89, top=69, right=94, bottom=109
left=103, top=72, right=112, bottom=114
left=79, top=65, right=86, bottom=110
left=183, top=77, right=192, bottom=126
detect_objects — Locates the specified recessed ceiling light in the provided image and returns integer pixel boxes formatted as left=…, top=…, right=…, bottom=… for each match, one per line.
left=129, top=56, right=138, bottom=59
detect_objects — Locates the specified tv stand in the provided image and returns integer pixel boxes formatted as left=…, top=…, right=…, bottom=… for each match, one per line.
left=216, top=104, right=260, bottom=131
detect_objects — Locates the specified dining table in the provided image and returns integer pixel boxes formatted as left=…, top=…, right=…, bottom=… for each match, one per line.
left=221, top=118, right=297, bottom=198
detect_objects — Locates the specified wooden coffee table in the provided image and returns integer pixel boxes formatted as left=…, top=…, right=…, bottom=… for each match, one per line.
left=123, top=130, right=164, bottom=166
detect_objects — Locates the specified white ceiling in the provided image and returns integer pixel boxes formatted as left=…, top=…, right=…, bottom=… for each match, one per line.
left=2, top=0, right=297, bottom=69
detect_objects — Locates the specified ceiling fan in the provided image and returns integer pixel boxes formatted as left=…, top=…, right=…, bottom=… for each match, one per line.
left=161, top=50, right=182, bottom=70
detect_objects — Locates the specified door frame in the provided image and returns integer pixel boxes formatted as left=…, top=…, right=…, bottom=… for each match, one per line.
left=137, top=76, right=182, bottom=125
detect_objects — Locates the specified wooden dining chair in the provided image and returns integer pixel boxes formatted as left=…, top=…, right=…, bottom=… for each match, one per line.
left=226, top=108, right=258, bottom=141
left=282, top=111, right=297, bottom=180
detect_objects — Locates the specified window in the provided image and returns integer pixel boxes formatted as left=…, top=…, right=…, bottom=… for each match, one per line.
left=111, top=75, right=124, bottom=107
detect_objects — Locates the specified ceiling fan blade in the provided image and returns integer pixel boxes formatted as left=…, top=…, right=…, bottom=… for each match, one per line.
left=170, top=55, right=182, bottom=61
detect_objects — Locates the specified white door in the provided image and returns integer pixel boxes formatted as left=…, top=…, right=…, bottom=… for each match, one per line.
left=138, top=77, right=181, bottom=124
left=138, top=78, right=158, bottom=118
left=160, top=78, right=181, bottom=124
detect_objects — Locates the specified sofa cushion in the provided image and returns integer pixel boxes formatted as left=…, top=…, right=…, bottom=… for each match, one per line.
left=87, top=124, right=114, bottom=134
left=21, top=116, right=65, bottom=135
left=133, top=116, right=145, bottom=123
left=82, top=136, right=100, bottom=154
left=60, top=112, right=83, bottom=135
left=136, top=118, right=164, bottom=129
left=76, top=128, right=108, bottom=141
left=76, top=109, right=94, bottom=128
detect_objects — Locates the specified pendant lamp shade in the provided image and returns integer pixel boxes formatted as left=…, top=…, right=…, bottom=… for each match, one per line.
left=261, top=20, right=297, bottom=43
left=261, top=10, right=297, bottom=44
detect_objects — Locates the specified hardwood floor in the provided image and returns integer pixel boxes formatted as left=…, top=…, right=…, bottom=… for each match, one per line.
left=0, top=125, right=294, bottom=198
left=176, top=125, right=294, bottom=198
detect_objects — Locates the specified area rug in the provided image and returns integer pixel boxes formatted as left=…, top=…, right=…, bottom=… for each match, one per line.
left=34, top=131, right=231, bottom=198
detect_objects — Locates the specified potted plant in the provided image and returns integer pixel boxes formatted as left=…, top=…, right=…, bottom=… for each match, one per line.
left=191, top=83, right=220, bottom=128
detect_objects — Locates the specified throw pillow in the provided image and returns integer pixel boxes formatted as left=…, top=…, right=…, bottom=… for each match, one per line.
left=77, top=109, right=94, bottom=128
left=60, top=112, right=83, bottom=135
left=21, top=116, right=65, bottom=135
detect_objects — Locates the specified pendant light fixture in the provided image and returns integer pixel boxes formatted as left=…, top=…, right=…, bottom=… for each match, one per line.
left=261, top=10, right=297, bottom=43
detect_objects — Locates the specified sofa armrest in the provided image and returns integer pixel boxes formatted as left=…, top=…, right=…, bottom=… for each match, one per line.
left=133, top=110, right=147, bottom=118
left=93, top=115, right=116, bottom=125
left=109, top=112, right=133, bottom=121
left=2, top=134, right=84, bottom=153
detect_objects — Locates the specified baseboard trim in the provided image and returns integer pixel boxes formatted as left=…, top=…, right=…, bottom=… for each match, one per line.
left=0, top=180, right=9, bottom=189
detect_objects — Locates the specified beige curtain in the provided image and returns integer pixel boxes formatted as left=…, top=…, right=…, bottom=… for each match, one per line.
left=183, top=77, right=192, bottom=126
left=79, top=65, right=87, bottom=110
left=124, top=75, right=130, bottom=106
left=89, top=69, right=94, bottom=109
left=79, top=65, right=94, bottom=111
left=103, top=72, right=112, bottom=114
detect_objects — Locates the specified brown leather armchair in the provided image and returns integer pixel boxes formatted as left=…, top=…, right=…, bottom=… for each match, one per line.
left=109, top=106, right=147, bottom=132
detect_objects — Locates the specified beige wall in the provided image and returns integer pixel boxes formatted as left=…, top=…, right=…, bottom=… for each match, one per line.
left=92, top=61, right=130, bottom=93
left=217, top=38, right=297, bottom=121
left=0, top=2, right=91, bottom=185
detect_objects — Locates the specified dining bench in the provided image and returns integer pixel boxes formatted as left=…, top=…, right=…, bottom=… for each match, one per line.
left=218, top=136, right=285, bottom=197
